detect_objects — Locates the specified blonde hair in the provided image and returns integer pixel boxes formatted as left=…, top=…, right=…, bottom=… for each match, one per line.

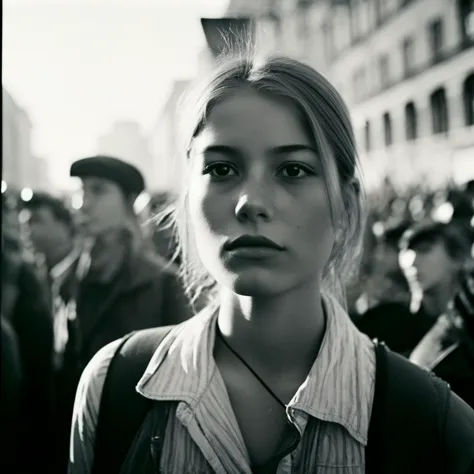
left=162, top=53, right=366, bottom=310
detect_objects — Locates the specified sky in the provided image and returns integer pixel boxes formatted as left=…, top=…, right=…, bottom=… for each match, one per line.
left=2, top=0, right=229, bottom=190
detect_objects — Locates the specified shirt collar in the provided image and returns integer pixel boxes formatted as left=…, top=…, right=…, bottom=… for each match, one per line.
left=288, top=295, right=375, bottom=445
left=137, top=294, right=375, bottom=445
left=137, top=306, right=218, bottom=407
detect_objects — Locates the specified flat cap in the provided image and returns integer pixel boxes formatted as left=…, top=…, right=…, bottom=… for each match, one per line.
left=400, top=219, right=471, bottom=254
left=70, top=155, right=145, bottom=196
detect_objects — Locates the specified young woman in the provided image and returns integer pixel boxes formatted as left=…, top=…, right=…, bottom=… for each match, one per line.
left=69, top=55, right=474, bottom=474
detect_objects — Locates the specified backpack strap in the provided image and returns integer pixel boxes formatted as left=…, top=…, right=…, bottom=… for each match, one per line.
left=92, top=325, right=175, bottom=474
left=366, top=341, right=450, bottom=474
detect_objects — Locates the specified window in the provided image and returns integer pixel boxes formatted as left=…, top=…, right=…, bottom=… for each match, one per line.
left=402, top=36, right=415, bottom=77
left=428, top=18, right=444, bottom=62
left=323, top=21, right=335, bottom=63
left=375, top=0, right=396, bottom=23
left=383, top=112, right=393, bottom=146
left=364, top=120, right=371, bottom=152
left=350, top=1, right=360, bottom=41
left=333, top=6, right=352, bottom=53
left=352, top=72, right=359, bottom=101
left=359, top=0, right=371, bottom=35
left=297, top=2, right=310, bottom=42
left=349, top=0, right=370, bottom=40
left=459, top=0, right=474, bottom=44
left=405, top=102, right=418, bottom=140
left=378, top=54, right=390, bottom=89
left=430, top=88, right=449, bottom=134
left=463, top=73, right=474, bottom=126
left=353, top=66, right=367, bottom=102
left=375, top=0, right=383, bottom=25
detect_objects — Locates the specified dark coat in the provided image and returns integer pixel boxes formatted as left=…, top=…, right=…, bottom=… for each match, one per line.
left=0, top=318, right=23, bottom=472
left=75, top=250, right=191, bottom=364
left=7, top=264, right=55, bottom=473
left=356, top=302, right=474, bottom=409
left=53, top=249, right=192, bottom=474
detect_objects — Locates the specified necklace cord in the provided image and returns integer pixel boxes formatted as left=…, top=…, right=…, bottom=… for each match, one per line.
left=216, top=329, right=287, bottom=410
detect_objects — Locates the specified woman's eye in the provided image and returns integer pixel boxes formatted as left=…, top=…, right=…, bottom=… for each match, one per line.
left=203, top=163, right=236, bottom=178
left=279, top=164, right=313, bottom=178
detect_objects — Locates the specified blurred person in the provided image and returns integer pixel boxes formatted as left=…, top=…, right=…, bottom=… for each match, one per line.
left=409, top=259, right=474, bottom=408
left=358, top=219, right=474, bottom=407
left=25, top=192, right=79, bottom=278
left=1, top=192, right=55, bottom=473
left=24, top=193, right=83, bottom=365
left=51, top=155, right=192, bottom=474
left=368, top=222, right=411, bottom=305
left=358, top=220, right=471, bottom=355
left=0, top=316, right=23, bottom=471
left=2, top=190, right=24, bottom=320
left=68, top=155, right=191, bottom=358
left=70, top=55, right=473, bottom=474
left=350, top=221, right=412, bottom=323
left=405, top=221, right=471, bottom=318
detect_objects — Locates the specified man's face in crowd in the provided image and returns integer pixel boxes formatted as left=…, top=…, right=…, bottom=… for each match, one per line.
left=375, top=243, right=400, bottom=277
left=79, top=177, right=129, bottom=236
left=411, top=238, right=458, bottom=291
left=28, top=206, right=70, bottom=257
left=2, top=199, right=22, bottom=280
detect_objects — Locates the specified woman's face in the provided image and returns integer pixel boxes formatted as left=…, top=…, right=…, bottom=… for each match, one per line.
left=188, top=89, right=335, bottom=296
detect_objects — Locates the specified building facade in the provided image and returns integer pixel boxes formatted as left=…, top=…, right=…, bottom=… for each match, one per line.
left=220, top=0, right=474, bottom=190
left=2, top=87, right=38, bottom=190
left=323, top=0, right=474, bottom=190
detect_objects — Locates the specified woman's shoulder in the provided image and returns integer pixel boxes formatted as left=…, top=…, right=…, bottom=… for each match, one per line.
left=69, top=339, right=124, bottom=473
left=73, top=339, right=123, bottom=421
left=80, top=339, right=122, bottom=392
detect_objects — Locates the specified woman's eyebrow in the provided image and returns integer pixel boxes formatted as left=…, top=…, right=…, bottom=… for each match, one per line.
left=271, top=144, right=318, bottom=155
left=196, top=144, right=318, bottom=157
left=198, top=145, right=240, bottom=157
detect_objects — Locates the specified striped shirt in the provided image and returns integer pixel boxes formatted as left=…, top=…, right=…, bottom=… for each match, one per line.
left=69, top=294, right=375, bottom=474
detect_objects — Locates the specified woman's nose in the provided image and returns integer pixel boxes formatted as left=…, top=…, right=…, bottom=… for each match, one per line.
left=234, top=182, right=273, bottom=223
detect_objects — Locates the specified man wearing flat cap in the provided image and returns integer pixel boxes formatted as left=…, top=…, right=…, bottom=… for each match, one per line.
left=51, top=155, right=191, bottom=474
left=357, top=218, right=474, bottom=409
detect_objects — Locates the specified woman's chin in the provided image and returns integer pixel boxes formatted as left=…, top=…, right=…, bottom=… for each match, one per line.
left=226, top=272, right=286, bottom=297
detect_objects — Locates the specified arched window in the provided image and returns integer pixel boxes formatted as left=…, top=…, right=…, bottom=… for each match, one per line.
left=458, top=0, right=474, bottom=44
left=405, top=102, right=418, bottom=140
left=463, top=72, right=474, bottom=126
left=364, top=120, right=371, bottom=151
left=383, top=112, right=393, bottom=146
left=430, top=87, right=449, bottom=134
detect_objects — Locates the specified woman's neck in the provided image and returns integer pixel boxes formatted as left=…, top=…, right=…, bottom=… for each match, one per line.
left=217, top=279, right=326, bottom=378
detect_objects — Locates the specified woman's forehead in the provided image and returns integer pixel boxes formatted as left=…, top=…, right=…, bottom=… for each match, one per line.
left=193, top=90, right=312, bottom=152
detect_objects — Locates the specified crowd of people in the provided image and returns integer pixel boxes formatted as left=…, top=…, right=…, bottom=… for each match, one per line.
left=1, top=156, right=192, bottom=473
left=2, top=52, right=474, bottom=474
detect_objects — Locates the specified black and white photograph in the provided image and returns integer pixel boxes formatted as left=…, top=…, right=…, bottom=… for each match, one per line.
left=2, top=0, right=474, bottom=473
